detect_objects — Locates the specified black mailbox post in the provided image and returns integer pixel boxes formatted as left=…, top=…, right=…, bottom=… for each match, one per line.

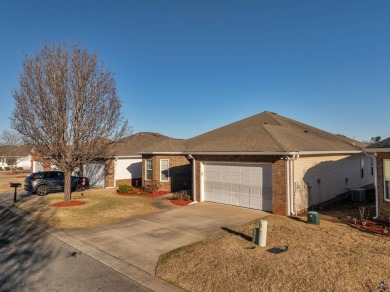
left=10, top=183, right=22, bottom=202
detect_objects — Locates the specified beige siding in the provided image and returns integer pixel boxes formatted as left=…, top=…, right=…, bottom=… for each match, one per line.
left=293, top=155, right=374, bottom=212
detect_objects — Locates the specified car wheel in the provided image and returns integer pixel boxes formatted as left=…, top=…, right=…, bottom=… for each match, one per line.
left=36, top=185, right=49, bottom=196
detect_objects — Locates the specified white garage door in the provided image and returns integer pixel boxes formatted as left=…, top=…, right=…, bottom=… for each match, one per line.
left=203, top=163, right=272, bottom=211
left=85, top=161, right=105, bottom=187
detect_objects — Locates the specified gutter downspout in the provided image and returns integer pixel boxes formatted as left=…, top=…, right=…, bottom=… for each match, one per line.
left=286, top=154, right=299, bottom=216
left=286, top=158, right=291, bottom=216
left=365, top=152, right=378, bottom=219
left=292, top=154, right=299, bottom=215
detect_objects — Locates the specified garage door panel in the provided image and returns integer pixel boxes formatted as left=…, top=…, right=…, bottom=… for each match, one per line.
left=251, top=199, right=261, bottom=209
left=241, top=197, right=250, bottom=207
left=252, top=187, right=261, bottom=196
left=221, top=195, right=232, bottom=204
left=211, top=174, right=220, bottom=181
left=241, top=175, right=251, bottom=183
left=85, top=161, right=105, bottom=187
left=239, top=186, right=251, bottom=195
left=231, top=185, right=240, bottom=193
left=204, top=162, right=272, bottom=211
left=221, top=184, right=230, bottom=192
left=252, top=176, right=261, bottom=184
left=231, top=196, right=240, bottom=205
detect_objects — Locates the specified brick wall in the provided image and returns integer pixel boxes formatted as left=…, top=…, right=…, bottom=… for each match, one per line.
left=192, top=155, right=287, bottom=215
left=376, top=153, right=390, bottom=222
left=271, top=159, right=287, bottom=215
left=142, top=155, right=191, bottom=192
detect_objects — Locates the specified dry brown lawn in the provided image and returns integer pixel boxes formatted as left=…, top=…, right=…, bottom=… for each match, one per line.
left=16, top=188, right=160, bottom=228
left=156, top=214, right=390, bottom=292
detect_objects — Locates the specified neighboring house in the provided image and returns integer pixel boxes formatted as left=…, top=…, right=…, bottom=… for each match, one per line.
left=365, top=138, right=390, bottom=222
left=77, top=132, right=174, bottom=188
left=111, top=132, right=173, bottom=187
left=0, top=144, right=33, bottom=170
left=141, top=111, right=374, bottom=216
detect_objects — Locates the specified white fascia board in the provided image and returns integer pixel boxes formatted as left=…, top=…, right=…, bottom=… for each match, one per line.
left=185, top=151, right=293, bottom=155
left=365, top=148, right=390, bottom=153
left=115, top=155, right=142, bottom=159
left=140, top=151, right=293, bottom=155
left=298, top=150, right=363, bottom=155
left=139, top=152, right=185, bottom=155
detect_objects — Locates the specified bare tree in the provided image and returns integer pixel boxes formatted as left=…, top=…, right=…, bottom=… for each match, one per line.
left=11, top=43, right=129, bottom=202
left=0, top=130, right=24, bottom=170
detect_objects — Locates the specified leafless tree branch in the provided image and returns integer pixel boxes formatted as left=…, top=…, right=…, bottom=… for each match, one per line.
left=11, top=43, right=129, bottom=202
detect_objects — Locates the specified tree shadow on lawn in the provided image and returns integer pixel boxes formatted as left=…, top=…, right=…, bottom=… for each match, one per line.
left=0, top=204, right=60, bottom=290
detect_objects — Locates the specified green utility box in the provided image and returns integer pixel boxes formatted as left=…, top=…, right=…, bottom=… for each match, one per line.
left=307, top=211, right=320, bottom=225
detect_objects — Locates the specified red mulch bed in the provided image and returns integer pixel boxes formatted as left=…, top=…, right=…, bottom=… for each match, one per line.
left=170, top=199, right=193, bottom=206
left=117, top=189, right=169, bottom=199
left=53, top=200, right=86, bottom=207
left=346, top=219, right=390, bottom=238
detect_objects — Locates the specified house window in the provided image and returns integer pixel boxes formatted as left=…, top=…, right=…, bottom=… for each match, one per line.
left=145, top=159, right=153, bottom=180
left=160, top=159, right=169, bottom=182
left=360, top=157, right=364, bottom=179
left=384, top=159, right=390, bottom=202
left=370, top=158, right=374, bottom=176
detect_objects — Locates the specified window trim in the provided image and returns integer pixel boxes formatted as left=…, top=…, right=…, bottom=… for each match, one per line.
left=360, top=157, right=364, bottom=179
left=145, top=159, right=153, bottom=181
left=160, top=159, right=169, bottom=182
left=384, top=159, right=390, bottom=202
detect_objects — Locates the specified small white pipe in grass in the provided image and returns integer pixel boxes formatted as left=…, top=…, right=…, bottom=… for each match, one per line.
left=259, top=220, right=268, bottom=247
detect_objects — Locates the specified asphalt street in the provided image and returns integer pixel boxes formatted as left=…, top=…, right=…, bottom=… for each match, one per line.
left=0, top=206, right=151, bottom=292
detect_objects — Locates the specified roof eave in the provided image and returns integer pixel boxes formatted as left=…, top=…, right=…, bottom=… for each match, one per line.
left=139, top=151, right=186, bottom=155
left=140, top=151, right=295, bottom=155
left=365, top=148, right=390, bottom=153
left=115, top=155, right=142, bottom=158
left=298, top=150, right=363, bottom=155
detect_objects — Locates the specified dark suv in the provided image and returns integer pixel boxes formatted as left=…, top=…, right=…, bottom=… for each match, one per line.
left=24, top=171, right=89, bottom=196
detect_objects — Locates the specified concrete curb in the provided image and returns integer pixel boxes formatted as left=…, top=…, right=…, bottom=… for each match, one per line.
left=4, top=205, right=184, bottom=292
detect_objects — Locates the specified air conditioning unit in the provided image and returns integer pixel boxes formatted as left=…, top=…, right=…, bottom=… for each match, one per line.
left=351, top=188, right=365, bottom=202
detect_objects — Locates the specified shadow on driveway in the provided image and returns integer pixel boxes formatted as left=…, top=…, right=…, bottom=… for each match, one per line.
left=0, top=206, right=59, bottom=291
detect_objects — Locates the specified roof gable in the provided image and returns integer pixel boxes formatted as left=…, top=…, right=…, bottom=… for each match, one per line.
left=141, top=111, right=366, bottom=154
left=186, top=111, right=364, bottom=152
left=112, top=132, right=173, bottom=156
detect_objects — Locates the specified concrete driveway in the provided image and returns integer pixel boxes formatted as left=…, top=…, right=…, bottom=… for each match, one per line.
left=64, top=201, right=267, bottom=275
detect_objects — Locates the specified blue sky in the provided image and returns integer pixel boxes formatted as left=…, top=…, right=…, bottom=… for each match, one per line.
left=0, top=0, right=389, bottom=141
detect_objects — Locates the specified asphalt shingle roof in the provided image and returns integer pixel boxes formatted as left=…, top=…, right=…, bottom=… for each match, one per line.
left=0, top=144, right=32, bottom=157
left=111, top=132, right=176, bottom=156
left=142, top=111, right=366, bottom=153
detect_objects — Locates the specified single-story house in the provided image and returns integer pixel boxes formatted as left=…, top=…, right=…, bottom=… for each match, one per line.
left=141, top=111, right=374, bottom=216
left=0, top=144, right=33, bottom=170
left=82, top=132, right=174, bottom=188
left=30, top=132, right=173, bottom=188
left=365, top=137, right=390, bottom=222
